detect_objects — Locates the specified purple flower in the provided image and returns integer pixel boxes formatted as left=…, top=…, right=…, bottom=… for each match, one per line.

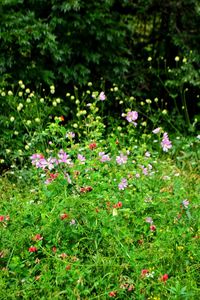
left=161, top=132, right=172, bottom=152
left=99, top=92, right=106, bottom=101
left=77, top=154, right=86, bottom=163
left=118, top=178, right=128, bottom=190
left=58, top=150, right=72, bottom=165
left=116, top=153, right=128, bottom=165
left=125, top=111, right=138, bottom=125
left=152, top=127, right=161, bottom=134
left=182, top=199, right=189, bottom=208
left=66, top=132, right=75, bottom=139
left=145, top=217, right=153, bottom=224
left=99, top=152, right=110, bottom=162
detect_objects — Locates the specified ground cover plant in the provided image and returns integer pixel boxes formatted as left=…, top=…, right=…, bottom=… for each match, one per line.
left=0, top=86, right=200, bottom=299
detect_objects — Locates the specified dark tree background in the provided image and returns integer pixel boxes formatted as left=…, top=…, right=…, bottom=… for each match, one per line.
left=0, top=0, right=200, bottom=120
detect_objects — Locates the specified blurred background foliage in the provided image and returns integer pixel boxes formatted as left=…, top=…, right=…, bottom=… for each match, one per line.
left=0, top=0, right=200, bottom=125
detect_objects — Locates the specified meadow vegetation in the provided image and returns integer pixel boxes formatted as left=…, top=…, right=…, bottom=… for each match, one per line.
left=0, top=82, right=200, bottom=299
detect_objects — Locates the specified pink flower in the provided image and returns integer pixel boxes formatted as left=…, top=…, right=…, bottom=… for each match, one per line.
left=182, top=199, right=189, bottom=208
left=118, top=178, right=128, bottom=190
left=152, top=127, right=161, bottom=134
left=116, top=153, right=128, bottom=165
left=99, top=152, right=110, bottom=162
left=145, top=217, right=153, bottom=224
left=29, top=246, right=37, bottom=253
left=77, top=154, right=86, bottom=163
left=124, top=111, right=138, bottom=125
left=66, top=132, right=75, bottom=139
left=161, top=132, right=172, bottom=152
left=99, top=92, right=106, bottom=101
left=150, top=225, right=156, bottom=231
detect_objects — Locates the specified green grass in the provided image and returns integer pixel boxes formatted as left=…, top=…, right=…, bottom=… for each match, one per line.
left=0, top=139, right=199, bottom=299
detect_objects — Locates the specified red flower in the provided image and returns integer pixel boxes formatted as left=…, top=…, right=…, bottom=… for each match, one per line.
left=141, top=269, right=149, bottom=277
left=52, top=246, right=57, bottom=253
left=66, top=265, right=71, bottom=271
left=60, top=213, right=69, bottom=220
left=113, top=202, right=123, bottom=208
left=160, top=274, right=168, bottom=282
left=89, top=143, right=97, bottom=150
left=0, top=216, right=5, bottom=222
left=29, top=246, right=37, bottom=253
left=150, top=225, right=156, bottom=231
left=109, top=291, right=117, bottom=297
left=59, top=253, right=68, bottom=259
left=80, top=186, right=93, bottom=193
left=33, top=234, right=43, bottom=241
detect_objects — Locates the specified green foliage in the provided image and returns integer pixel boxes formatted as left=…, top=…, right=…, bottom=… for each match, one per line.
left=0, top=129, right=200, bottom=298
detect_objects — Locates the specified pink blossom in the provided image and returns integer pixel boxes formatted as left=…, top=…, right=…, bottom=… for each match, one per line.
left=161, top=132, right=172, bottom=152
left=182, top=199, right=189, bottom=208
left=118, top=178, right=128, bottom=190
left=145, top=217, right=153, bottom=224
left=77, top=154, right=86, bottom=163
left=99, top=91, right=106, bottom=101
left=125, top=111, right=138, bottom=125
left=152, top=127, right=161, bottom=134
left=99, top=152, right=110, bottom=162
left=116, top=153, right=128, bottom=165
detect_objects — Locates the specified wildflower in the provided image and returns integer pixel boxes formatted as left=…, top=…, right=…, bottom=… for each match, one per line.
left=59, top=253, right=68, bottom=259
left=66, top=265, right=71, bottom=270
left=58, top=150, right=72, bottom=165
left=161, top=132, right=172, bottom=152
left=175, top=56, right=180, bottom=62
left=28, top=246, right=37, bottom=253
left=80, top=186, right=93, bottom=193
left=147, top=56, right=152, bottom=62
left=89, top=143, right=97, bottom=150
left=52, top=246, right=57, bottom=252
left=152, top=127, right=161, bottom=134
left=70, top=219, right=76, bottom=225
left=118, top=178, right=128, bottom=190
left=125, top=111, right=138, bottom=125
left=160, top=274, right=168, bottom=282
left=113, top=202, right=123, bottom=208
left=10, top=116, right=15, bottom=122
left=135, top=173, right=140, bottom=178
left=99, top=152, right=110, bottom=162
left=141, top=269, right=149, bottom=277
left=60, top=213, right=69, bottom=220
left=182, top=199, right=189, bottom=208
left=66, top=132, right=75, bottom=139
left=33, top=234, right=43, bottom=241
left=0, top=216, right=5, bottom=222
left=145, top=151, right=151, bottom=157
left=145, top=217, right=153, bottom=224
left=99, top=91, right=106, bottom=101
left=109, top=291, right=117, bottom=297
left=77, top=154, right=86, bottom=163
left=150, top=225, right=156, bottom=231
left=116, top=153, right=128, bottom=165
